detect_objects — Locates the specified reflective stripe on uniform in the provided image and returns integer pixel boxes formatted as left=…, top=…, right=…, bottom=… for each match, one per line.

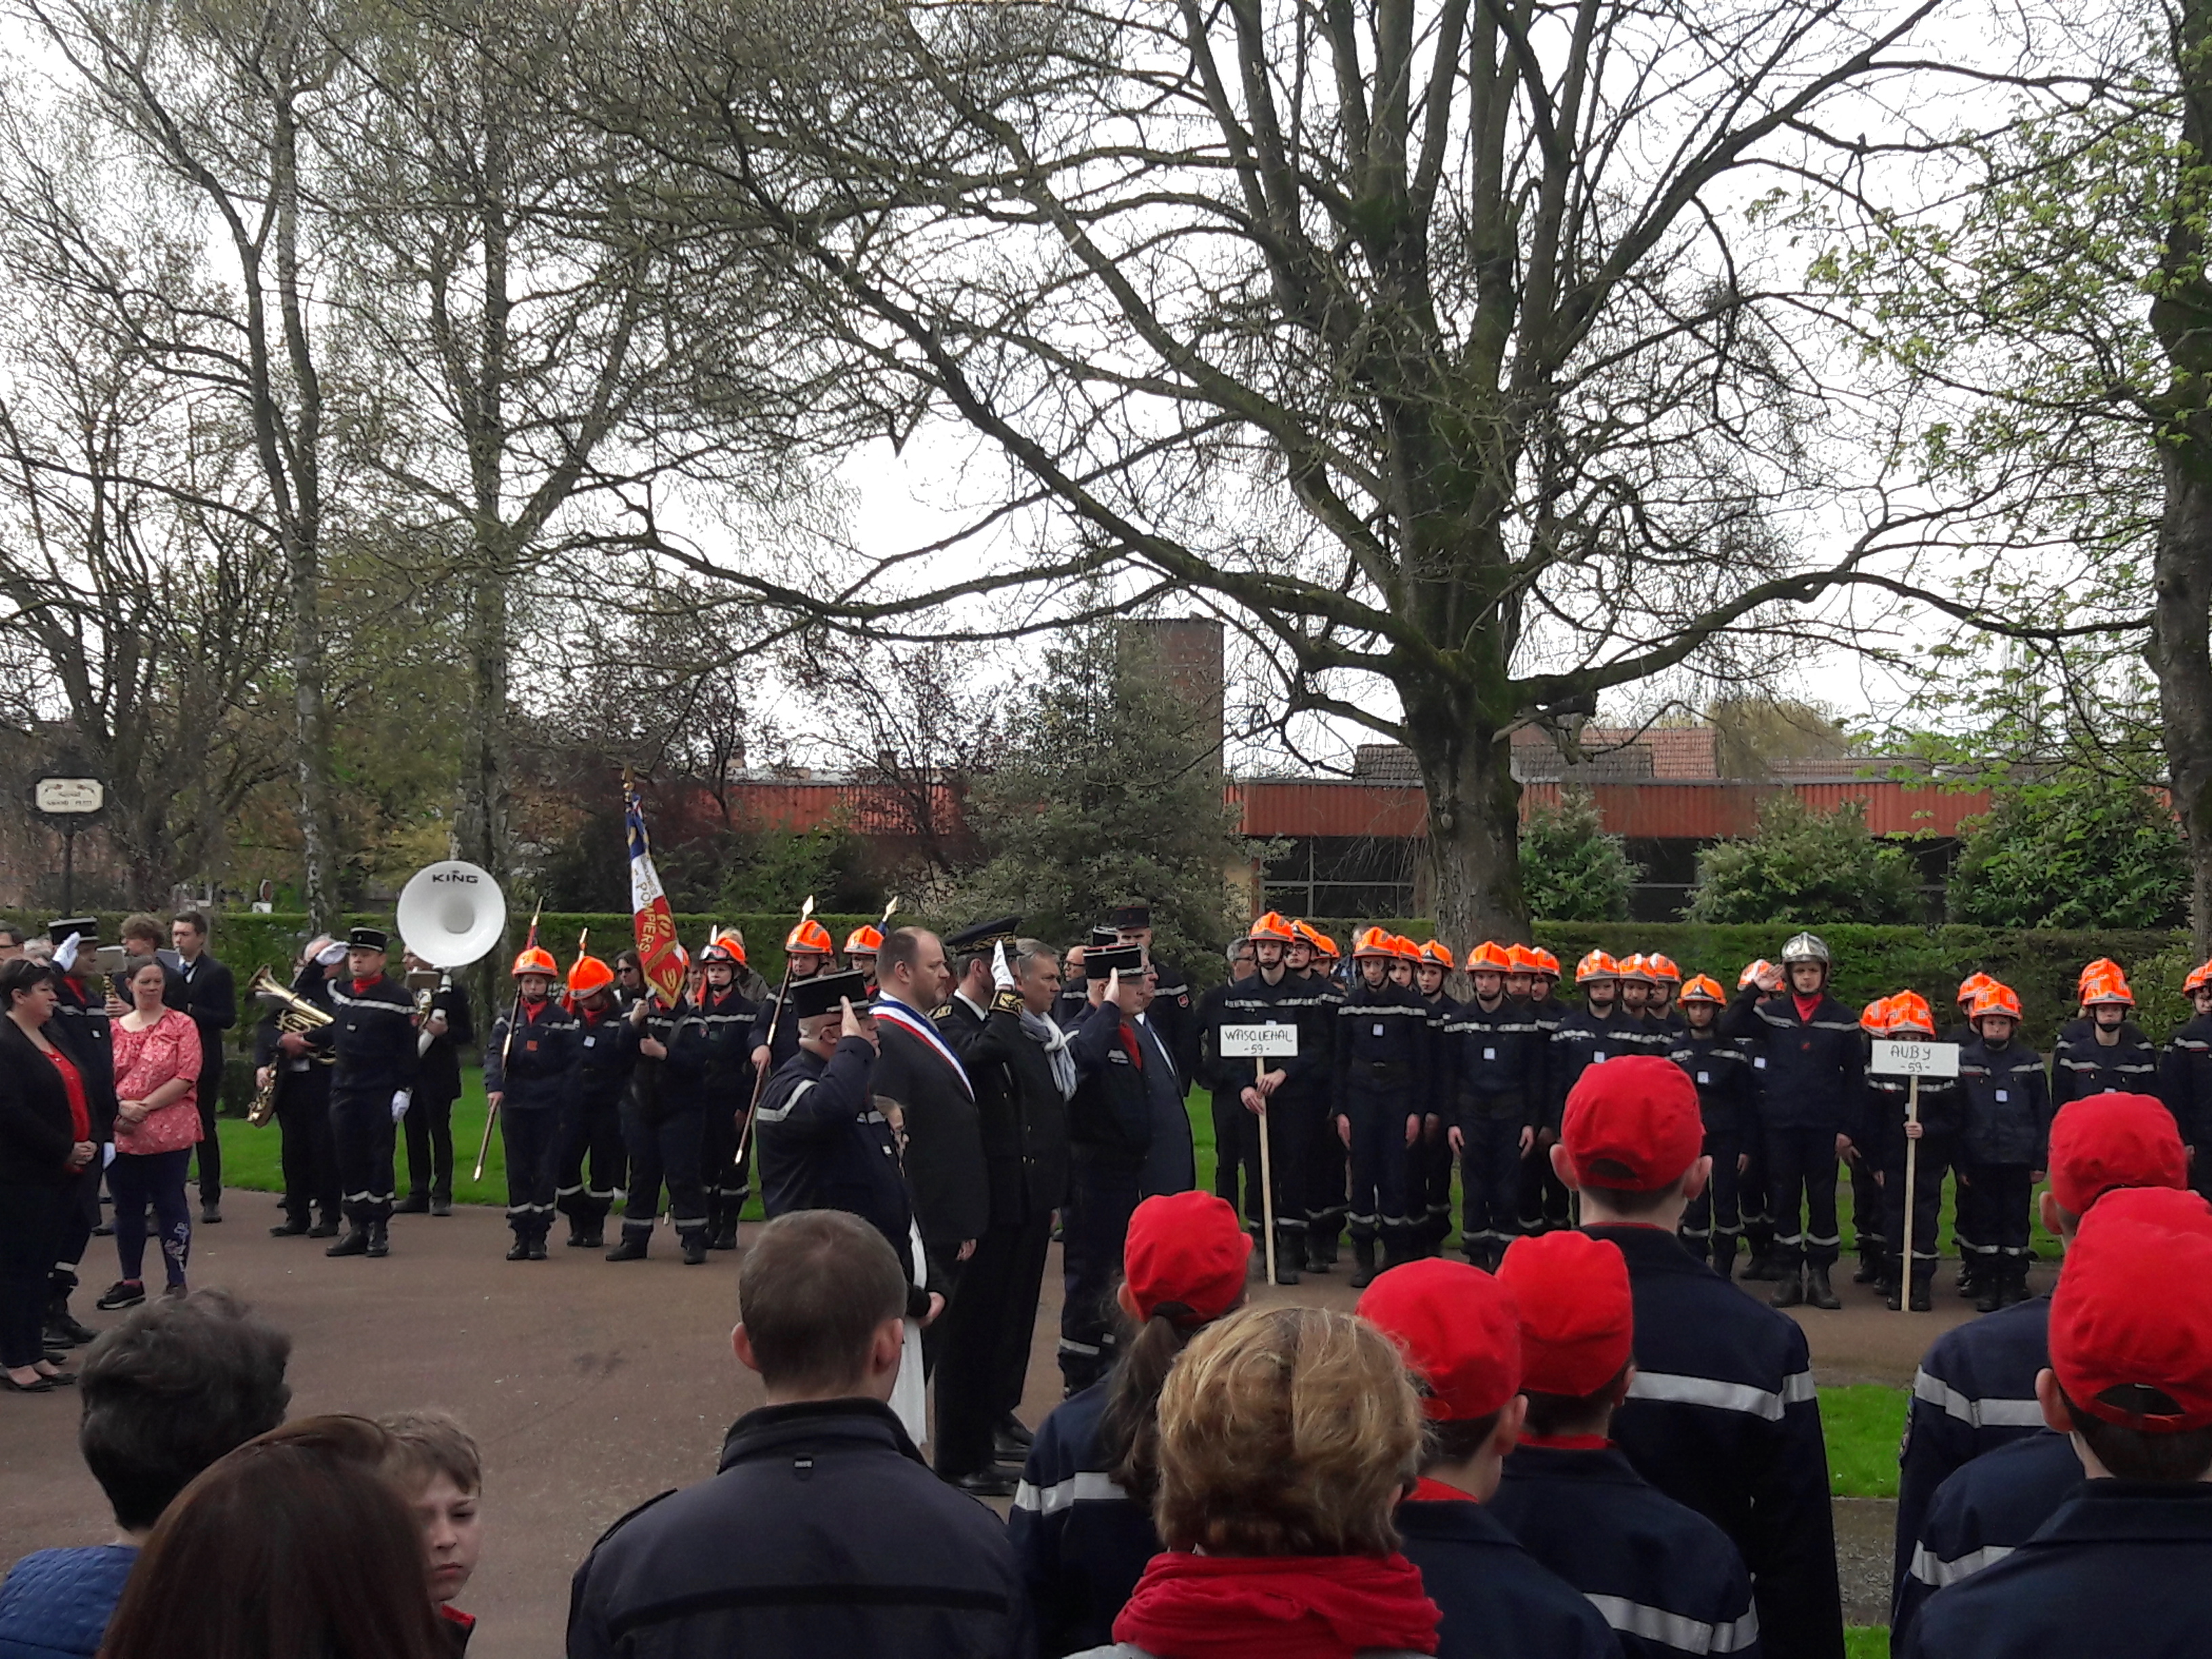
left=1012, top=1470, right=1128, bottom=1515
left=1911, top=1368, right=2045, bottom=1428
left=1909, top=1540, right=2015, bottom=1588
left=752, top=1079, right=813, bottom=1124
left=1629, top=1368, right=1816, bottom=1421
left=1583, top=1594, right=1761, bottom=1655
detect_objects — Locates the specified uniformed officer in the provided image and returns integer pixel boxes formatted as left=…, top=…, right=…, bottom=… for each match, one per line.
left=610, top=944, right=711, bottom=1265
left=1615, top=954, right=1664, bottom=1048
left=1721, top=934, right=1864, bottom=1311
left=1490, top=1229, right=1761, bottom=1659
left=484, top=944, right=580, bottom=1260
left=1869, top=992, right=1961, bottom=1311
left=1891, top=1089, right=2187, bottom=1605
left=1110, top=904, right=1197, bottom=1081
left=2158, top=957, right=2212, bottom=1197
left=1900, top=1187, right=2212, bottom=1659
left=1355, top=1259, right=1625, bottom=1659
left=2051, top=964, right=2157, bottom=1108
left=260, top=937, right=342, bottom=1242
left=1439, top=940, right=1542, bottom=1271
left=396, top=950, right=472, bottom=1216
left=753, top=970, right=909, bottom=1264
left=1671, top=974, right=1756, bottom=1278
left=1849, top=996, right=1893, bottom=1288
left=1332, top=927, right=1430, bottom=1286
left=301, top=926, right=418, bottom=1260
left=747, top=916, right=834, bottom=1076
left=555, top=953, right=632, bottom=1250
left=1643, top=955, right=1687, bottom=1042
left=46, top=920, right=119, bottom=1345
left=1943, top=970, right=1997, bottom=1294
left=1730, top=960, right=1781, bottom=1282
left=1517, top=946, right=1572, bottom=1237
left=1557, top=1055, right=1843, bottom=1659
left=1290, top=920, right=1347, bottom=1265
left=1410, top=939, right=1459, bottom=1254
left=694, top=933, right=760, bottom=1252
left=1890, top=1427, right=2081, bottom=1652
left=842, top=924, right=883, bottom=996
left=1194, top=938, right=1257, bottom=1214
left=1957, top=982, right=2049, bottom=1311
left=1204, top=912, right=1332, bottom=1282
left=1550, top=951, right=1627, bottom=1138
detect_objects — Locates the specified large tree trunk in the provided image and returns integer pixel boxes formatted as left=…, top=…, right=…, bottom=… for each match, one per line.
left=1404, top=693, right=1530, bottom=943
left=2153, top=441, right=2212, bottom=957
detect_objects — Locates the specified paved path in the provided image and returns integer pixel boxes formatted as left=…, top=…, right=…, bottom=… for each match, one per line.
left=0, top=1194, right=2039, bottom=1654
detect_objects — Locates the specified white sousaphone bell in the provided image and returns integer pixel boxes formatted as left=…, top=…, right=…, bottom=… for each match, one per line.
left=394, top=860, right=508, bottom=970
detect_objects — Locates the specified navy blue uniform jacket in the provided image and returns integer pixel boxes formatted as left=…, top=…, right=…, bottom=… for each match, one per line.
left=1891, top=1429, right=2081, bottom=1648
left=1334, top=981, right=1433, bottom=1118
left=1719, top=988, right=1865, bottom=1136
left=317, top=975, right=418, bottom=1099
left=1957, top=1038, right=2050, bottom=1166
left=1394, top=1491, right=1623, bottom=1659
left=1009, top=1382, right=1159, bottom=1656
left=1671, top=1029, right=1759, bottom=1145
left=1488, top=1441, right=1761, bottom=1659
left=1893, top=1294, right=2050, bottom=1598
left=484, top=998, right=579, bottom=1111
left=569, top=1006, right=638, bottom=1113
left=2050, top=1023, right=2158, bottom=1109
left=1435, top=995, right=1540, bottom=1124
left=1586, top=1225, right=1843, bottom=1659
left=754, top=1038, right=909, bottom=1263
left=1899, top=1483, right=2212, bottom=1659
left=567, top=1399, right=1029, bottom=1659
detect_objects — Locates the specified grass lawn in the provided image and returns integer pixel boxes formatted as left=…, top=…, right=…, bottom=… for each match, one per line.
left=1846, top=1629, right=1889, bottom=1659
left=1822, top=1383, right=1906, bottom=1498
left=218, top=1069, right=510, bottom=1205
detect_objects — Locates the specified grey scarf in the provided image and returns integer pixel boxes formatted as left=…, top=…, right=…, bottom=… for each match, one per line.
left=1022, top=1008, right=1078, bottom=1099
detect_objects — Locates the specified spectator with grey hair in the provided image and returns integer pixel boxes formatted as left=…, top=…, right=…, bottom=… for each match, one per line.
left=0, top=1289, right=291, bottom=1658
left=568, top=1209, right=1028, bottom=1659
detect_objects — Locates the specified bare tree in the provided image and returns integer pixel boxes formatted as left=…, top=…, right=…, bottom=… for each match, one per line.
left=581, top=0, right=1976, bottom=946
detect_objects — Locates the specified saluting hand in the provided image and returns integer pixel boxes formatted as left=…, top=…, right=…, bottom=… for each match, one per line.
left=1406, top=1113, right=1422, bottom=1148
left=840, top=996, right=864, bottom=1040
left=1335, top=1113, right=1351, bottom=1149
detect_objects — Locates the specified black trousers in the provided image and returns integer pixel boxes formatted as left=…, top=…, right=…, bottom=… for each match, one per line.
left=700, top=1100, right=750, bottom=1230
left=1850, top=1153, right=1885, bottom=1259
left=1738, top=1135, right=1774, bottom=1256
left=1682, top=1134, right=1742, bottom=1265
left=621, top=1105, right=706, bottom=1237
left=994, top=1207, right=1052, bottom=1421
left=1517, top=1135, right=1573, bottom=1233
left=277, top=1071, right=339, bottom=1226
left=1883, top=1132, right=1957, bottom=1282
left=556, top=1097, right=628, bottom=1230
left=191, top=1064, right=222, bottom=1206
left=1059, top=1159, right=1141, bottom=1394
left=1963, top=1162, right=2033, bottom=1277
left=49, top=1159, right=101, bottom=1291
left=331, top=1088, right=396, bottom=1228
left=1342, top=1088, right=1415, bottom=1243
left=1210, top=1086, right=1249, bottom=1216
left=1409, top=1120, right=1452, bottom=1242
left=500, top=1108, right=561, bottom=1241
left=935, top=1214, right=1052, bottom=1475
left=1458, top=1109, right=1524, bottom=1258
left=1295, top=1090, right=1347, bottom=1239
left=1765, top=1125, right=1841, bottom=1270
left=401, top=1084, right=459, bottom=1203
left=0, top=1180, right=66, bottom=1368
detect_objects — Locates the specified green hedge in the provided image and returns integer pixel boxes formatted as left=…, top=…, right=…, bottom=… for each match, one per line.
left=1295, top=920, right=2192, bottom=1046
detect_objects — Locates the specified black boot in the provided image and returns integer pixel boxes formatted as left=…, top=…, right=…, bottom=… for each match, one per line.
left=1975, top=1271, right=2004, bottom=1313
left=1853, top=1248, right=1881, bottom=1286
left=365, top=1221, right=390, bottom=1258
left=1713, top=1240, right=1739, bottom=1282
left=1271, top=1229, right=1301, bottom=1286
left=1347, top=1236, right=1380, bottom=1290
left=327, top=1229, right=370, bottom=1258
left=606, top=1229, right=649, bottom=1263
left=681, top=1231, right=708, bottom=1266
left=576, top=1224, right=605, bottom=1250
left=308, top=1214, right=341, bottom=1239
left=1770, top=1266, right=1805, bottom=1308
left=1805, top=1265, right=1842, bottom=1310
left=45, top=1294, right=96, bottom=1346
left=506, top=1237, right=532, bottom=1262
left=2001, top=1267, right=2031, bottom=1307
left=709, top=1220, right=739, bottom=1252
left=270, top=1216, right=309, bottom=1237
left=1741, top=1247, right=1782, bottom=1282
left=566, top=1222, right=591, bottom=1248
left=395, top=1193, right=431, bottom=1215
left=526, top=1235, right=549, bottom=1261
left=1910, top=1271, right=1934, bottom=1313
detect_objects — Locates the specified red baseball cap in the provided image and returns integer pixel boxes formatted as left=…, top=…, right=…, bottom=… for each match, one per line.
left=1561, top=1056, right=1706, bottom=1191
left=1123, top=1193, right=1251, bottom=1326
left=1357, top=1259, right=1521, bottom=1422
left=2051, top=1186, right=2212, bottom=1433
left=2047, top=1093, right=2189, bottom=1218
left=1497, top=1231, right=1634, bottom=1397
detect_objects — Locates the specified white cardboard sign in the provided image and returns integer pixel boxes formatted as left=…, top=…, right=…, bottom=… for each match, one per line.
left=1870, top=1040, right=1960, bottom=1078
left=1218, top=1023, right=1300, bottom=1059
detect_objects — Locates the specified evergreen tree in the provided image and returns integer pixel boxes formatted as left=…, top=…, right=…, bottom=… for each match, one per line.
left=1688, top=796, right=1919, bottom=924
left=1520, top=790, right=1637, bottom=922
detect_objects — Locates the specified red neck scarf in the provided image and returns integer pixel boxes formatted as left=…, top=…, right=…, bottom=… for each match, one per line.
left=353, top=977, right=380, bottom=996
left=1793, top=992, right=1822, bottom=1022
left=1113, top=1551, right=1440, bottom=1659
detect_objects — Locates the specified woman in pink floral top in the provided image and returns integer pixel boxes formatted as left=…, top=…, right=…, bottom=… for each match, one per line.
left=100, top=960, right=203, bottom=1307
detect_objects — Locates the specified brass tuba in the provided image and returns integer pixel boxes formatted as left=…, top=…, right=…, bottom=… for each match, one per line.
left=246, top=965, right=335, bottom=1126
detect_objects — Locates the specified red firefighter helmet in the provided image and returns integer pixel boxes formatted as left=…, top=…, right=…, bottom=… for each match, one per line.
left=1576, top=950, right=1621, bottom=984
left=512, top=945, right=557, bottom=979
left=1971, top=983, right=2024, bottom=1022
left=1420, top=940, right=1455, bottom=969
left=568, top=956, right=615, bottom=998
left=785, top=918, right=834, bottom=956
left=1889, top=991, right=1936, bottom=1035
left=1466, top=940, right=1513, bottom=974
left=1248, top=911, right=1298, bottom=944
left=1680, top=974, right=1726, bottom=1006
left=844, top=924, right=884, bottom=958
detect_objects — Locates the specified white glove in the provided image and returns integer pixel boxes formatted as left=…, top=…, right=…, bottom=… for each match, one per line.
left=315, top=941, right=348, bottom=966
left=100, top=1141, right=116, bottom=1168
left=390, top=1089, right=412, bottom=1123
left=991, top=940, right=1017, bottom=994
left=54, top=932, right=81, bottom=972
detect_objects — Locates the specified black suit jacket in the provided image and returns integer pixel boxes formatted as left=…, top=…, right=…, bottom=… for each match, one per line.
left=938, top=995, right=1071, bottom=1225
left=0, top=1018, right=87, bottom=1186
left=177, top=953, right=237, bottom=1103
left=872, top=999, right=989, bottom=1256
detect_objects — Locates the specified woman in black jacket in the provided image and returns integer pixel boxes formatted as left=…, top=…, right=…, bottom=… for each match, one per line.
left=0, top=958, right=99, bottom=1391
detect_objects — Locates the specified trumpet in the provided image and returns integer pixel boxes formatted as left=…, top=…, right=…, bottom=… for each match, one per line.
left=246, top=965, right=335, bottom=1127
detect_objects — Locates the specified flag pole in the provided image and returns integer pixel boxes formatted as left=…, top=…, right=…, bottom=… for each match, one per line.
left=475, top=897, right=541, bottom=1181
left=731, top=895, right=819, bottom=1180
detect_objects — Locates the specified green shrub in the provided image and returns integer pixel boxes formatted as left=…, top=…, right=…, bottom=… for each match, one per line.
left=1521, top=789, right=1637, bottom=922
left=1687, top=796, right=1921, bottom=924
left=1949, top=771, right=2189, bottom=929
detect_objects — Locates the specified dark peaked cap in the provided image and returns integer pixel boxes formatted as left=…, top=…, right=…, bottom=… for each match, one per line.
left=793, top=970, right=872, bottom=1021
